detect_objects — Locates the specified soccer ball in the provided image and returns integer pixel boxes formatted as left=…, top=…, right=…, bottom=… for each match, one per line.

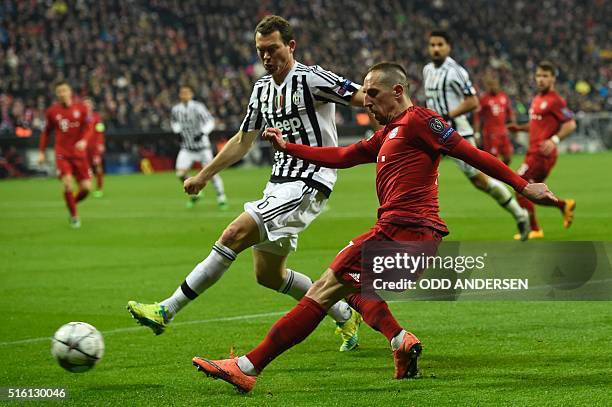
left=51, top=322, right=105, bottom=373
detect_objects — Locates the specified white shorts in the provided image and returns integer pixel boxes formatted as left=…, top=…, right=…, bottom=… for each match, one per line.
left=450, top=136, right=481, bottom=178
left=175, top=148, right=214, bottom=172
left=244, top=181, right=328, bottom=256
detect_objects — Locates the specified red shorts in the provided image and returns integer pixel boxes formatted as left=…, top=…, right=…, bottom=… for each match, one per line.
left=56, top=156, right=92, bottom=182
left=517, top=152, right=557, bottom=183
left=483, top=133, right=513, bottom=159
left=330, top=222, right=443, bottom=289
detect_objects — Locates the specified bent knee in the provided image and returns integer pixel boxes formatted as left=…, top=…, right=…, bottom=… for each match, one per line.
left=471, top=175, right=489, bottom=190
left=255, top=269, right=285, bottom=290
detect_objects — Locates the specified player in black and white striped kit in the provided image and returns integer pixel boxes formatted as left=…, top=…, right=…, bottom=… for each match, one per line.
left=171, top=85, right=227, bottom=209
left=423, top=30, right=530, bottom=240
left=127, top=16, right=364, bottom=352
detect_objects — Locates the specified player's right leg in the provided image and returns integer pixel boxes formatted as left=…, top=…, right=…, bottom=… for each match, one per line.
left=127, top=212, right=261, bottom=334
left=252, top=248, right=360, bottom=351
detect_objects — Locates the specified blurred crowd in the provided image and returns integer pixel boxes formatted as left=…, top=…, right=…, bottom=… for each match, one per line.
left=0, top=0, right=610, bottom=136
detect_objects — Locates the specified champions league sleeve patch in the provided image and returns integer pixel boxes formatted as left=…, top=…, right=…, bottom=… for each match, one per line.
left=337, top=79, right=355, bottom=96
left=428, top=117, right=455, bottom=143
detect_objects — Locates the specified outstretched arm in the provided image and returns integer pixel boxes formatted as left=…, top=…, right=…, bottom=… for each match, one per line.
left=262, top=127, right=374, bottom=169
left=449, top=137, right=557, bottom=204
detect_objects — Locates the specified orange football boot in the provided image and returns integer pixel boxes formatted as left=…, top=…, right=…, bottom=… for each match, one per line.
left=563, top=199, right=576, bottom=228
left=193, top=357, right=256, bottom=393
left=393, top=332, right=422, bottom=379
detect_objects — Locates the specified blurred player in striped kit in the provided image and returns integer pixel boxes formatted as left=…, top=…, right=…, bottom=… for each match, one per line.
left=171, top=85, right=227, bottom=209
left=423, top=31, right=530, bottom=241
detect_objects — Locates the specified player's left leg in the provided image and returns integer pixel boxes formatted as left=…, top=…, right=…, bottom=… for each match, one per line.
left=252, top=248, right=359, bottom=351
left=458, top=160, right=530, bottom=241
left=201, top=148, right=227, bottom=209
left=498, top=133, right=513, bottom=165
left=92, top=155, right=104, bottom=197
left=73, top=158, right=92, bottom=203
left=176, top=149, right=199, bottom=208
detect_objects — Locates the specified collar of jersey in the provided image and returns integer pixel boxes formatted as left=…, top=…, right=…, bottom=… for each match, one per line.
left=383, top=107, right=414, bottom=132
left=272, top=61, right=299, bottom=88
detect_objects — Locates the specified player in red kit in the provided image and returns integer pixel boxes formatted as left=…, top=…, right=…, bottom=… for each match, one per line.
left=508, top=61, right=577, bottom=239
left=189, top=63, right=557, bottom=393
left=474, top=76, right=516, bottom=164
left=84, top=98, right=106, bottom=198
left=38, top=81, right=93, bottom=228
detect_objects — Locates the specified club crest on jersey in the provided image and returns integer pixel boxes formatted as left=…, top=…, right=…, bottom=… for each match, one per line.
left=540, top=101, right=548, bottom=109
left=292, top=90, right=302, bottom=105
left=388, top=127, right=399, bottom=139
left=73, top=110, right=80, bottom=119
left=428, top=117, right=445, bottom=134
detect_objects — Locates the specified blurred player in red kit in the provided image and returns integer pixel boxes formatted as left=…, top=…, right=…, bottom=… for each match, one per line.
left=38, top=81, right=93, bottom=228
left=84, top=97, right=106, bottom=198
left=508, top=61, right=577, bottom=239
left=190, top=62, right=557, bottom=393
left=474, top=76, right=515, bottom=164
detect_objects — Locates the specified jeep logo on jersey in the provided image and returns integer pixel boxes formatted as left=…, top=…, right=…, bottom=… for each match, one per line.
left=273, top=117, right=303, bottom=135
left=428, top=117, right=445, bottom=134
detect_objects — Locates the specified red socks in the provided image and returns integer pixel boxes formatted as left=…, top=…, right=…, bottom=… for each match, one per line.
left=75, top=189, right=89, bottom=203
left=247, top=297, right=326, bottom=373
left=347, top=294, right=402, bottom=342
left=63, top=191, right=77, bottom=217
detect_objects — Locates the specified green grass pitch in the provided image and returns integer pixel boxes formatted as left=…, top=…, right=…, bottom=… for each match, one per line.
left=1, top=152, right=611, bottom=406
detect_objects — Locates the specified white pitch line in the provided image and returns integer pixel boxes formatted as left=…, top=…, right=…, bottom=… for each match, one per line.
left=0, top=310, right=287, bottom=347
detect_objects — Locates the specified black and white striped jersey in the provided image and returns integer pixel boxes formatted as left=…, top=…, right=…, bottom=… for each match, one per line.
left=171, top=100, right=215, bottom=150
left=241, top=61, right=359, bottom=197
left=423, top=57, right=477, bottom=136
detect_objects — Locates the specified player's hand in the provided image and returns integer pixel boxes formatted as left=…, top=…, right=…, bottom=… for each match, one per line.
left=184, top=175, right=207, bottom=195
left=507, top=123, right=520, bottom=132
left=37, top=151, right=46, bottom=166
left=539, top=139, right=556, bottom=156
left=262, top=127, right=287, bottom=151
left=75, top=140, right=87, bottom=151
left=521, top=182, right=558, bottom=205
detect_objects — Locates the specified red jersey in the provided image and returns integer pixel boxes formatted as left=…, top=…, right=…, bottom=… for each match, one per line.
left=284, top=106, right=527, bottom=236
left=86, top=112, right=106, bottom=151
left=527, top=90, right=573, bottom=155
left=355, top=107, right=461, bottom=233
left=475, top=92, right=513, bottom=136
left=40, top=102, right=91, bottom=158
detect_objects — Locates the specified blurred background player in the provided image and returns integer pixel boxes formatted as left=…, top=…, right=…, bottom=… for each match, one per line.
left=171, top=84, right=227, bottom=209
left=127, top=15, right=364, bottom=352
left=423, top=30, right=530, bottom=240
left=84, top=97, right=106, bottom=198
left=508, top=61, right=577, bottom=239
left=37, top=81, right=92, bottom=228
left=474, top=75, right=516, bottom=165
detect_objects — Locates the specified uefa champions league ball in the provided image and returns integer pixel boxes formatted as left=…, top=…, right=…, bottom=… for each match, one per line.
left=51, top=322, right=104, bottom=373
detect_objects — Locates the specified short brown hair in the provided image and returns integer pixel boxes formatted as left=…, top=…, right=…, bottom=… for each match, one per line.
left=255, top=15, right=294, bottom=44
left=537, top=61, right=557, bottom=76
left=180, top=84, right=195, bottom=93
left=367, top=61, right=410, bottom=92
left=54, top=80, right=70, bottom=89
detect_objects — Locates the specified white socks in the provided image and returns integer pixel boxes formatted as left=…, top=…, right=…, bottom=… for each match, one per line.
left=279, top=269, right=352, bottom=324
left=211, top=174, right=226, bottom=203
left=486, top=177, right=524, bottom=219
left=390, top=329, right=407, bottom=351
left=237, top=355, right=258, bottom=376
left=161, top=242, right=236, bottom=318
